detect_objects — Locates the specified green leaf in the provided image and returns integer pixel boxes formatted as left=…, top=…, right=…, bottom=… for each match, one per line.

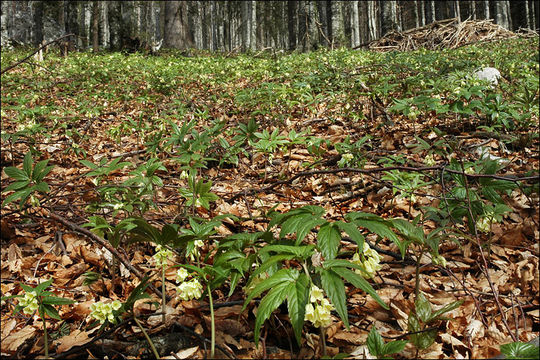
left=415, top=293, right=432, bottom=323
left=335, top=221, right=365, bottom=252
left=408, top=312, right=436, bottom=350
left=500, top=342, right=540, bottom=360
left=243, top=268, right=296, bottom=308
left=42, top=303, right=61, bottom=320
left=331, top=267, right=388, bottom=310
left=34, top=278, right=54, bottom=294
left=247, top=254, right=294, bottom=285
left=3, top=167, right=29, bottom=181
left=259, top=244, right=315, bottom=259
left=429, top=299, right=463, bottom=322
left=382, top=340, right=408, bottom=355
left=3, top=180, right=31, bottom=192
left=321, top=269, right=348, bottom=328
left=79, top=159, right=97, bottom=169
left=253, top=281, right=290, bottom=346
left=287, top=273, right=310, bottom=346
left=23, top=151, right=33, bottom=177
left=367, top=326, right=385, bottom=356
left=318, top=223, right=341, bottom=260
left=42, top=296, right=75, bottom=306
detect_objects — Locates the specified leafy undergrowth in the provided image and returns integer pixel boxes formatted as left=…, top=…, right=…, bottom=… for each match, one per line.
left=1, top=38, right=539, bottom=359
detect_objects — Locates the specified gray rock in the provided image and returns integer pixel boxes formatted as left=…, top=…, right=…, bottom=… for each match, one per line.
left=473, top=67, right=502, bottom=86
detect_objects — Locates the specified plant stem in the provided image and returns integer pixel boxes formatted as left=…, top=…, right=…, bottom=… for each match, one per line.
left=320, top=326, right=327, bottom=357
left=208, top=285, right=215, bottom=359
left=414, top=248, right=424, bottom=298
left=42, top=310, right=49, bottom=358
left=162, top=266, right=166, bottom=324
left=133, top=315, right=161, bottom=360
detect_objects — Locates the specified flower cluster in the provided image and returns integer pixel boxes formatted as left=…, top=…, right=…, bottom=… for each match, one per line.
left=177, top=278, right=203, bottom=301
left=304, top=285, right=334, bottom=328
left=19, top=290, right=39, bottom=315
left=432, top=254, right=447, bottom=268
left=352, top=243, right=383, bottom=278
left=424, top=154, right=436, bottom=166
left=477, top=213, right=496, bottom=233
left=176, top=268, right=203, bottom=301
left=89, top=300, right=122, bottom=324
left=187, top=240, right=204, bottom=261
left=153, top=245, right=174, bottom=268
left=338, top=153, right=354, bottom=167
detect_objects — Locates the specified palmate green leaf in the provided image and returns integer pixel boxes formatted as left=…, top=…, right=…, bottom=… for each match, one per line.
left=321, top=269, right=348, bottom=328
left=243, top=268, right=296, bottom=309
left=32, top=278, right=54, bottom=294
left=33, top=160, right=53, bottom=182
left=3, top=167, right=29, bottom=181
left=382, top=339, right=408, bottom=356
left=331, top=266, right=388, bottom=309
left=318, top=223, right=341, bottom=260
left=287, top=273, right=310, bottom=346
left=415, top=292, right=432, bottom=323
left=346, top=212, right=403, bottom=255
left=253, top=281, right=290, bottom=346
left=367, top=326, right=385, bottom=356
left=246, top=254, right=294, bottom=287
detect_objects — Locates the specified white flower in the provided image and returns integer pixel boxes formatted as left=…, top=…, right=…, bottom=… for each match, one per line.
left=194, top=240, right=204, bottom=248
left=309, top=285, right=325, bottom=303
left=432, top=255, right=447, bottom=268
left=179, top=170, right=189, bottom=180
left=90, top=300, right=122, bottom=324
left=305, top=285, right=334, bottom=328
left=153, top=245, right=174, bottom=268
left=177, top=278, right=203, bottom=301
left=176, top=268, right=189, bottom=283
left=342, top=153, right=354, bottom=162
left=465, top=167, right=475, bottom=175
left=424, top=154, right=436, bottom=166
left=352, top=243, right=383, bottom=278
left=477, top=215, right=495, bottom=233
left=19, top=291, right=39, bottom=315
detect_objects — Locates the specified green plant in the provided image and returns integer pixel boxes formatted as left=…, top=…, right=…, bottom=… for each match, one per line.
left=366, top=326, right=407, bottom=359
left=408, top=292, right=463, bottom=352
left=242, top=205, right=393, bottom=350
left=178, top=172, right=219, bottom=213
left=500, top=341, right=540, bottom=360
left=2, top=151, right=54, bottom=208
left=1, top=279, right=75, bottom=358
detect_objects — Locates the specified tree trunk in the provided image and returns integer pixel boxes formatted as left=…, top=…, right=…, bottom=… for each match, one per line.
left=430, top=1, right=436, bottom=22
left=367, top=0, right=378, bottom=41
left=250, top=0, right=257, bottom=50
left=33, top=0, right=44, bottom=46
left=381, top=0, right=399, bottom=36
left=496, top=1, right=510, bottom=29
left=92, top=1, right=99, bottom=52
left=330, top=1, right=343, bottom=48
left=317, top=0, right=330, bottom=47
left=307, top=0, right=319, bottom=49
left=419, top=0, right=425, bottom=26
left=287, top=0, right=297, bottom=50
left=351, top=1, right=360, bottom=47
left=484, top=0, right=490, bottom=19
left=65, top=0, right=78, bottom=50
left=455, top=0, right=461, bottom=22
left=164, top=1, right=193, bottom=49
left=298, top=1, right=307, bottom=51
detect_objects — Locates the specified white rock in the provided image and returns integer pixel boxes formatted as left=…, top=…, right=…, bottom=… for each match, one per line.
left=473, top=67, right=501, bottom=86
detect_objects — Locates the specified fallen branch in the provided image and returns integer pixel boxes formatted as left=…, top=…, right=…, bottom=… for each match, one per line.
left=46, top=210, right=163, bottom=299
left=228, top=164, right=539, bottom=201
left=1, top=34, right=75, bottom=75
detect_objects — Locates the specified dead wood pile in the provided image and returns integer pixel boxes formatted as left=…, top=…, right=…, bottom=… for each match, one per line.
left=367, top=18, right=538, bottom=52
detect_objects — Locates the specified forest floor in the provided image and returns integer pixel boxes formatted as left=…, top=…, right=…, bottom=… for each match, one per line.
left=1, top=38, right=539, bottom=359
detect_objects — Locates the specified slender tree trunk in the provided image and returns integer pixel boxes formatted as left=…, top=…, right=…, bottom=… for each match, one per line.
left=419, top=0, right=425, bottom=26
left=250, top=0, right=257, bottom=50
left=496, top=1, right=510, bottom=29
left=287, top=0, right=297, bottom=50
left=308, top=0, right=319, bottom=49
left=455, top=0, right=461, bottom=22
left=330, top=1, right=343, bottom=47
left=484, top=0, right=490, bottom=19
left=298, top=1, right=307, bottom=51
left=33, top=0, right=44, bottom=46
left=471, top=0, right=477, bottom=20
left=368, top=0, right=378, bottom=41
left=92, top=1, right=99, bottom=52
left=351, top=1, right=360, bottom=47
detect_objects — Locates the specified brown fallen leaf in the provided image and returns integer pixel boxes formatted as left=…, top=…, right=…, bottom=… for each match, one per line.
left=53, top=329, right=94, bottom=353
left=1, top=326, right=36, bottom=353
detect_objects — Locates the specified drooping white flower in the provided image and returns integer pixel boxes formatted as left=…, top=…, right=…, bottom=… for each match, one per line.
left=352, top=243, right=383, bottom=278
left=153, top=245, right=174, bottom=267
left=176, top=267, right=189, bottom=283
left=89, top=300, right=122, bottom=324
left=177, top=278, right=203, bottom=301
left=19, top=291, right=39, bottom=315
